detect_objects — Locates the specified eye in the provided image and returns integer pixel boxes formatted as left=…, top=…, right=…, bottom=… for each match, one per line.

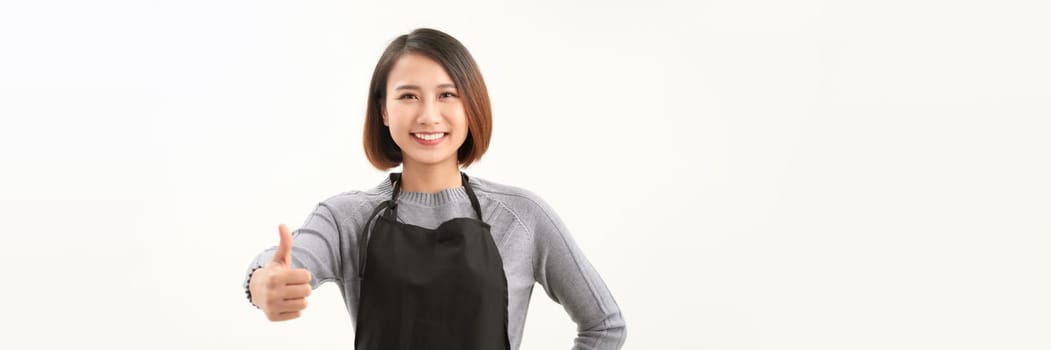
left=397, top=93, right=418, bottom=100
left=440, top=92, right=458, bottom=98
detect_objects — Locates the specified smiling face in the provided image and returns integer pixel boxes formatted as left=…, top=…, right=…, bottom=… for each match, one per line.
left=382, top=53, right=470, bottom=170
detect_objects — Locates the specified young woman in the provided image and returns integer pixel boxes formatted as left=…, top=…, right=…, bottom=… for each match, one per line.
left=243, top=28, right=626, bottom=350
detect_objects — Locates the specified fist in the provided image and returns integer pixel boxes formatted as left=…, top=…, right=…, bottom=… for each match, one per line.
left=250, top=224, right=313, bottom=321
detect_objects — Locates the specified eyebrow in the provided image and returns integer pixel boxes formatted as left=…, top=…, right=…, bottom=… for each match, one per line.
left=394, top=83, right=457, bottom=91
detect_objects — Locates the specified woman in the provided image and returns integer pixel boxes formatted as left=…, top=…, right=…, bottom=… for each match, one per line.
left=243, top=28, right=626, bottom=350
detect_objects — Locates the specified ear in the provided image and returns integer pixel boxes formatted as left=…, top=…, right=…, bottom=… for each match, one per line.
left=381, top=106, right=389, bottom=126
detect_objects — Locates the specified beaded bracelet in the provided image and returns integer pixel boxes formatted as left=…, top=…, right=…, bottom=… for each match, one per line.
left=245, top=265, right=264, bottom=309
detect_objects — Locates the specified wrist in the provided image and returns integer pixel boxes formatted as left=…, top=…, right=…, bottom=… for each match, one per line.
left=245, top=265, right=265, bottom=309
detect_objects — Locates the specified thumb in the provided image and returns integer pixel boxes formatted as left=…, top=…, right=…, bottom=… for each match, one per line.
left=271, top=224, right=294, bottom=267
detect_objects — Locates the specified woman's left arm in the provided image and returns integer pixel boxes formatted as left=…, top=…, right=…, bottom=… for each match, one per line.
left=530, top=196, right=627, bottom=350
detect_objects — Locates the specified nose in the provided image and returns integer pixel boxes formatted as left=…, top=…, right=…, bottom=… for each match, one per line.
left=416, top=98, right=442, bottom=126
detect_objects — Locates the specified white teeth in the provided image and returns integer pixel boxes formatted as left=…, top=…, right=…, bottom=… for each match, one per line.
left=413, top=133, right=445, bottom=141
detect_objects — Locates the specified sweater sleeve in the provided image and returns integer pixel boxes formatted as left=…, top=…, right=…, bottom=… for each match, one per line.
left=243, top=202, right=345, bottom=299
left=530, top=196, right=627, bottom=350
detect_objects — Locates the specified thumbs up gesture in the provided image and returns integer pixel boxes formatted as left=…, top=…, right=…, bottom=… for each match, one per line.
left=249, top=224, right=314, bottom=321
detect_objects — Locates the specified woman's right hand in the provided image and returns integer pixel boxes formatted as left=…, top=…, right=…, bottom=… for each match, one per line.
left=249, top=224, right=313, bottom=321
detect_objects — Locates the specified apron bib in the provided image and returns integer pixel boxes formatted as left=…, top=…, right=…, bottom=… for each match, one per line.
left=355, top=172, right=510, bottom=350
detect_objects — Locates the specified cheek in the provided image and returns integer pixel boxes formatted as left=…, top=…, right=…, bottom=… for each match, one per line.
left=445, top=107, right=469, bottom=131
left=455, top=114, right=468, bottom=130
left=385, top=105, right=411, bottom=128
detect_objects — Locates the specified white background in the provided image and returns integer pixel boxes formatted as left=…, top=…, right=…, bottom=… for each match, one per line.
left=1, top=0, right=1049, bottom=349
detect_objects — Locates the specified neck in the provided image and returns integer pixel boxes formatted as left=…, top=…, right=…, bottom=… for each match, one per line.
left=399, top=161, right=462, bottom=193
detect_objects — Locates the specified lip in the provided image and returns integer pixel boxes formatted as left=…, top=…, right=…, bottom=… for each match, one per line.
left=411, top=132, right=447, bottom=146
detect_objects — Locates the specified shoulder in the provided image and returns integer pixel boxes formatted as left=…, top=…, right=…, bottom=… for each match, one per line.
left=471, top=176, right=543, bottom=205
left=468, top=175, right=561, bottom=223
left=312, top=181, right=392, bottom=222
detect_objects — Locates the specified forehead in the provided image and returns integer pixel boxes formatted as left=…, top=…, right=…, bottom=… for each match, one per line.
left=387, top=53, right=455, bottom=89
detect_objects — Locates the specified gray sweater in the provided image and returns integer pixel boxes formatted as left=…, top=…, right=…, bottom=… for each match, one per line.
left=244, top=175, right=626, bottom=349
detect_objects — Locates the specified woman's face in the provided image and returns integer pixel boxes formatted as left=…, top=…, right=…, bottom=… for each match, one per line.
left=383, top=53, right=469, bottom=169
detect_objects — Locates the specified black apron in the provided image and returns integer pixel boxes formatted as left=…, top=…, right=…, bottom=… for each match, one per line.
left=355, top=172, right=510, bottom=350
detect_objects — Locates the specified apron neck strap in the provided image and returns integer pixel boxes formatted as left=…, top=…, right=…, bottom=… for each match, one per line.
left=461, top=172, right=484, bottom=222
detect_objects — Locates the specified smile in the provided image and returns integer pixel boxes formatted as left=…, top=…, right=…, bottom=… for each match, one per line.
left=411, top=132, right=447, bottom=145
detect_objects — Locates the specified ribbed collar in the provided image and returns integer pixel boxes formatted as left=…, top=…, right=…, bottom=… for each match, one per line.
left=376, top=176, right=471, bottom=207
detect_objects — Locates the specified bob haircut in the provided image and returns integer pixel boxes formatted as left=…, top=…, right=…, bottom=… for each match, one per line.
left=363, top=28, right=493, bottom=170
